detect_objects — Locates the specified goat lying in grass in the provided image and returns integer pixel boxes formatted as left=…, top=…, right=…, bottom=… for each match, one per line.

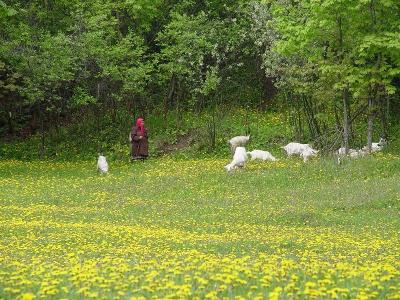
left=337, top=147, right=369, bottom=158
left=338, top=147, right=361, bottom=156
left=362, top=137, right=387, bottom=153
left=336, top=148, right=368, bottom=164
left=338, top=138, right=387, bottom=157
left=349, top=149, right=367, bottom=158
left=225, top=147, right=247, bottom=172
left=247, top=150, right=277, bottom=161
left=228, top=135, right=250, bottom=153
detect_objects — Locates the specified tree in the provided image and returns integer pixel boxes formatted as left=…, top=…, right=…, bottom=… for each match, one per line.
left=270, top=0, right=400, bottom=150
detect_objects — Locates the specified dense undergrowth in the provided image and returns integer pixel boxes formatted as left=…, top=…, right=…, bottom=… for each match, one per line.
left=2, top=108, right=400, bottom=161
left=0, top=108, right=290, bottom=160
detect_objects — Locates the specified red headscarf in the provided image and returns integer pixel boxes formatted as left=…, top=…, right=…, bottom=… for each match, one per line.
left=136, top=118, right=145, bottom=135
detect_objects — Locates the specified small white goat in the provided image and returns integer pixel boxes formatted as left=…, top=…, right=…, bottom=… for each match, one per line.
left=97, top=155, right=109, bottom=174
left=362, top=137, right=388, bottom=153
left=225, top=147, right=248, bottom=172
left=337, top=147, right=359, bottom=156
left=337, top=147, right=367, bottom=159
left=228, top=135, right=250, bottom=153
left=247, top=150, right=277, bottom=161
left=349, top=149, right=367, bottom=158
left=282, top=142, right=313, bottom=157
left=337, top=147, right=346, bottom=156
left=300, top=148, right=319, bottom=162
left=378, top=137, right=388, bottom=147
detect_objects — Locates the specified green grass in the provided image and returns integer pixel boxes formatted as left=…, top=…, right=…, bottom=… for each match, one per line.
left=0, top=153, right=399, bottom=299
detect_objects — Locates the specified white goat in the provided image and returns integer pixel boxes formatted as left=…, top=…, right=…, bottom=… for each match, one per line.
left=300, top=148, right=319, bottom=162
left=349, top=149, right=367, bottom=158
left=282, top=142, right=313, bottom=157
left=247, top=150, right=277, bottom=161
left=378, top=137, right=388, bottom=147
left=97, top=155, right=109, bottom=174
left=225, top=147, right=248, bottom=172
left=337, top=147, right=359, bottom=156
left=337, top=147, right=346, bottom=156
left=362, top=137, right=387, bottom=153
left=228, top=135, right=250, bottom=153
left=337, top=147, right=367, bottom=159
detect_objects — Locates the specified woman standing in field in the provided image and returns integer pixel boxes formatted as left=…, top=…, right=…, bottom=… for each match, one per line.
left=130, top=117, right=149, bottom=160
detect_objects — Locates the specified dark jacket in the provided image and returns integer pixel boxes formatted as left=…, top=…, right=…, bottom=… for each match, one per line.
left=130, top=126, right=149, bottom=158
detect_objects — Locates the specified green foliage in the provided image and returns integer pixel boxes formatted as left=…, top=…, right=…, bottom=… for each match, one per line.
left=156, top=12, right=221, bottom=98
left=0, top=1, right=16, bottom=18
left=267, top=0, right=400, bottom=148
left=0, top=0, right=399, bottom=156
left=0, top=108, right=291, bottom=160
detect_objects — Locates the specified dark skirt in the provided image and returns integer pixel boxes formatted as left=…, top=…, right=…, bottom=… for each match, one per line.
left=131, top=138, right=149, bottom=159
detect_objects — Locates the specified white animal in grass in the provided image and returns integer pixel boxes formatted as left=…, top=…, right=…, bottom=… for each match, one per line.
left=337, top=147, right=346, bottom=156
left=362, top=137, right=388, bottom=153
left=224, top=147, right=248, bottom=172
left=337, top=147, right=367, bottom=159
left=337, top=147, right=359, bottom=156
left=282, top=142, right=313, bottom=157
left=247, top=150, right=278, bottom=161
left=300, top=148, right=319, bottom=162
left=378, top=137, right=388, bottom=147
left=97, top=155, right=109, bottom=173
left=228, top=135, right=250, bottom=153
left=349, top=149, right=367, bottom=158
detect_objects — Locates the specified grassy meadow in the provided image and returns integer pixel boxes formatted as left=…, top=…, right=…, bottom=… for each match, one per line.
left=0, top=153, right=400, bottom=299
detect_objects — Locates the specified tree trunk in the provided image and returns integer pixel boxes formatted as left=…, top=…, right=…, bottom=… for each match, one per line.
left=296, top=97, right=303, bottom=141
left=39, top=101, right=45, bottom=159
left=342, top=88, right=350, bottom=153
left=380, top=95, right=389, bottom=139
left=260, top=77, right=276, bottom=110
left=127, top=94, right=135, bottom=117
left=175, top=81, right=182, bottom=128
left=303, top=96, right=321, bottom=141
left=286, top=92, right=297, bottom=139
left=256, top=56, right=277, bottom=110
left=377, top=66, right=389, bottom=140
left=164, top=75, right=176, bottom=123
left=111, top=97, right=116, bottom=122
left=367, top=94, right=374, bottom=152
left=337, top=15, right=351, bottom=153
left=334, top=100, right=341, bottom=132
left=211, top=106, right=216, bottom=150
left=96, top=82, right=102, bottom=152
left=7, top=111, right=13, bottom=134
left=40, top=119, right=45, bottom=158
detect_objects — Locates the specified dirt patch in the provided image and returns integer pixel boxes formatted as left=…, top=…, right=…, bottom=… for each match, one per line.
left=156, top=130, right=197, bottom=154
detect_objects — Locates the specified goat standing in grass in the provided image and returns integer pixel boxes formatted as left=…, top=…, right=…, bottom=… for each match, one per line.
left=225, top=147, right=248, bottom=172
left=247, top=150, right=278, bottom=161
left=300, top=148, right=319, bottom=162
left=282, top=142, right=313, bottom=157
left=228, top=135, right=250, bottom=153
